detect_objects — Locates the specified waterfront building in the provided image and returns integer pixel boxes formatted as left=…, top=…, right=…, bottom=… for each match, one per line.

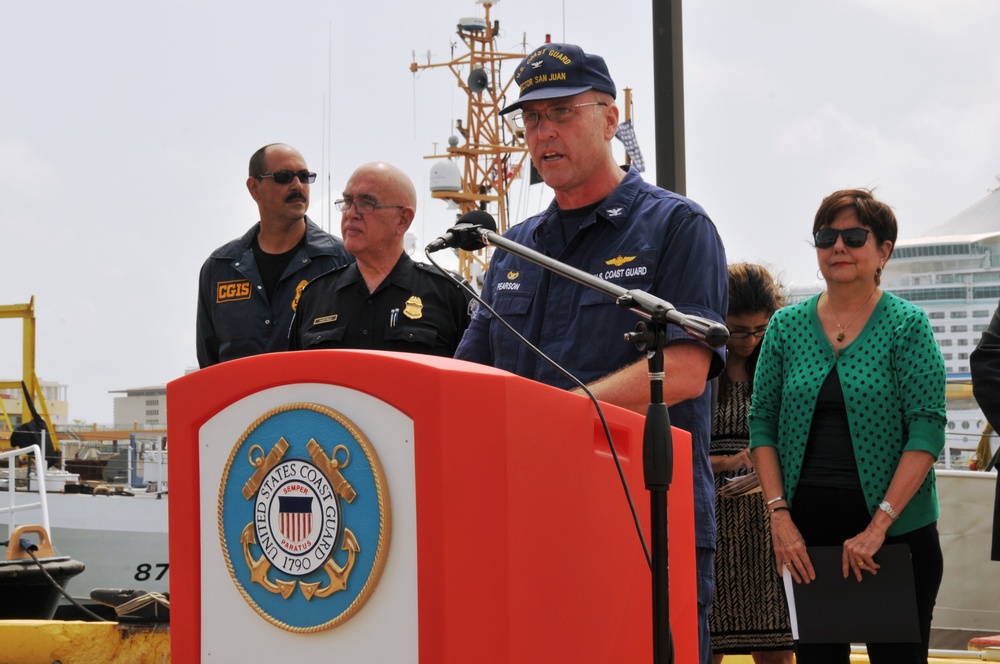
left=110, top=385, right=167, bottom=429
left=0, top=380, right=70, bottom=428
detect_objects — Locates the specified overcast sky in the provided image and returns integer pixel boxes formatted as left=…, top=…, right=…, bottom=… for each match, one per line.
left=2, top=0, right=998, bottom=424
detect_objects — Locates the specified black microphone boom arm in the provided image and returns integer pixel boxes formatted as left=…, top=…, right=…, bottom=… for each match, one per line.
left=480, top=230, right=728, bottom=348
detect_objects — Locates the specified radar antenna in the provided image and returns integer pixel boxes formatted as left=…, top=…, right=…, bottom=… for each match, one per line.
left=410, top=1, right=529, bottom=280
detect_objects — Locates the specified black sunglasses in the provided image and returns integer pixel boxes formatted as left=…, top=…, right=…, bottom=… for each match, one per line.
left=727, top=328, right=767, bottom=340
left=258, top=170, right=316, bottom=185
left=813, top=227, right=871, bottom=249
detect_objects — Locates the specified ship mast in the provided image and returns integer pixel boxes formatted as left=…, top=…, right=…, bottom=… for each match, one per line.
left=410, top=1, right=528, bottom=281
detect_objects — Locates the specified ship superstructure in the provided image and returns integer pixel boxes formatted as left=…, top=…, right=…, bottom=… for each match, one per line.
left=410, top=1, right=529, bottom=282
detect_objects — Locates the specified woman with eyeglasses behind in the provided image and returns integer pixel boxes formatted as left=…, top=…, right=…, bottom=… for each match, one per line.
left=709, top=263, right=793, bottom=664
left=749, top=189, right=946, bottom=663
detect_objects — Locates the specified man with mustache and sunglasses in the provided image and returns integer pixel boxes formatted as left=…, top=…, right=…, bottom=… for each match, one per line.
left=196, top=143, right=352, bottom=368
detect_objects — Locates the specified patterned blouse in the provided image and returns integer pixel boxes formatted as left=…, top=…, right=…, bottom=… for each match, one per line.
left=748, top=291, right=947, bottom=536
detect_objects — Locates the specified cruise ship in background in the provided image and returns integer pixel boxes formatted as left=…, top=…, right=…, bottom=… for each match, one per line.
left=884, top=179, right=1000, bottom=469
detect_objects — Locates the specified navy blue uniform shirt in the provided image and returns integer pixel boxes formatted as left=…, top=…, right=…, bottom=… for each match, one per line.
left=196, top=217, right=351, bottom=368
left=455, top=166, right=728, bottom=547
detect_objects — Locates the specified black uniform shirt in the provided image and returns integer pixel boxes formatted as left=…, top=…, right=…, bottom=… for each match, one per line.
left=290, top=253, right=471, bottom=357
left=196, top=217, right=352, bottom=368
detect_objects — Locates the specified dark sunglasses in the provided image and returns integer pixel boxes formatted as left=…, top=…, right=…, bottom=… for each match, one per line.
left=258, top=170, right=316, bottom=185
left=813, top=227, right=871, bottom=249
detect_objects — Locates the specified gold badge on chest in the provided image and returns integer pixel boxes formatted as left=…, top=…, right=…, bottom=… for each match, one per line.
left=403, top=296, right=423, bottom=320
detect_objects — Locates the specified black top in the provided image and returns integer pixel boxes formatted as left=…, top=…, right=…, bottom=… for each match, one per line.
left=799, top=367, right=863, bottom=490
left=253, top=233, right=305, bottom=301
left=289, top=253, right=472, bottom=357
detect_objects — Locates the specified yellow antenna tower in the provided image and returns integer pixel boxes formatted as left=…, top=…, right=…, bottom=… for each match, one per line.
left=410, top=1, right=530, bottom=280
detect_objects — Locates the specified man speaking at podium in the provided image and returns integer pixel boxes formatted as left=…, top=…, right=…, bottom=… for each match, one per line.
left=453, top=44, right=728, bottom=663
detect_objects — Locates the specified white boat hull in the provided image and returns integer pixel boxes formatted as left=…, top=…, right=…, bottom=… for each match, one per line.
left=1, top=491, right=170, bottom=605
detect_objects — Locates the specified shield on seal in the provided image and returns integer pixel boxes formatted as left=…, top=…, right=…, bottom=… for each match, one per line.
left=279, top=496, right=313, bottom=542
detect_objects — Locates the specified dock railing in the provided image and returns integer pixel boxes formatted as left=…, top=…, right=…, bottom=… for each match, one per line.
left=0, top=444, right=50, bottom=539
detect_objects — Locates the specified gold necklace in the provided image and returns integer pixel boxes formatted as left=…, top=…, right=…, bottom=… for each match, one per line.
left=827, top=286, right=878, bottom=342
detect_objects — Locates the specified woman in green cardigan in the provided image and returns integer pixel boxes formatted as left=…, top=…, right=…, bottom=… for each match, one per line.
left=748, top=189, right=947, bottom=664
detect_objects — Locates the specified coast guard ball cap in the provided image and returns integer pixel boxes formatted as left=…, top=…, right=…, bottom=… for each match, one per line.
left=499, top=43, right=617, bottom=115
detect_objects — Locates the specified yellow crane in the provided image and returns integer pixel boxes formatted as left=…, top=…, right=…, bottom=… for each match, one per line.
left=0, top=297, right=60, bottom=451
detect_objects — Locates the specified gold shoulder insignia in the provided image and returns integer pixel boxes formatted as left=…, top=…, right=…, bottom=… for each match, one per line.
left=506, top=271, right=520, bottom=280
left=292, top=279, right=309, bottom=311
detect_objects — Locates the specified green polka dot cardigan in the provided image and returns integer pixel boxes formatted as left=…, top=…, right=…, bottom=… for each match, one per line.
left=749, top=291, right=947, bottom=536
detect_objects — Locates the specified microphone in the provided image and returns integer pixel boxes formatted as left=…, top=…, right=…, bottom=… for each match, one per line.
left=678, top=316, right=731, bottom=348
left=426, top=210, right=498, bottom=253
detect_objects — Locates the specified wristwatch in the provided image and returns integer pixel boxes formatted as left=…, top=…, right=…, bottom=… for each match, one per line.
left=878, top=500, right=899, bottom=521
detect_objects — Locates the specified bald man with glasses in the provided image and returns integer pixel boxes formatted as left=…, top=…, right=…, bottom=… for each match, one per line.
left=196, top=143, right=351, bottom=368
left=289, top=161, right=471, bottom=357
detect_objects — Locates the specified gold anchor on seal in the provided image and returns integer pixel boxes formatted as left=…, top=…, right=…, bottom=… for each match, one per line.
left=237, top=437, right=362, bottom=600
left=240, top=438, right=298, bottom=597
left=299, top=529, right=360, bottom=600
left=306, top=439, right=357, bottom=504
left=299, top=439, right=360, bottom=600
left=240, top=523, right=297, bottom=598
left=242, top=438, right=289, bottom=500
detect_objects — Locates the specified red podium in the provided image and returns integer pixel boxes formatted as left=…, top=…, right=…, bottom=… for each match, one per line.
left=167, top=350, right=698, bottom=662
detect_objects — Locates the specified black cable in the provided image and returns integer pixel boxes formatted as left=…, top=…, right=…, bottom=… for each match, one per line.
left=427, top=252, right=652, bottom=569
left=14, top=538, right=106, bottom=622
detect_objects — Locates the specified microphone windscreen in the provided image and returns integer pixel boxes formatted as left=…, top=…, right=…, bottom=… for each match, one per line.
left=458, top=209, right=498, bottom=233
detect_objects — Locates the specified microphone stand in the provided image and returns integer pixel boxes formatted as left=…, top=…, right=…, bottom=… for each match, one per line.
left=473, top=230, right=728, bottom=664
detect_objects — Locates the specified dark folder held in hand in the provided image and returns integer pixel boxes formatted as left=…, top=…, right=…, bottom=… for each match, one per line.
left=783, top=544, right=921, bottom=644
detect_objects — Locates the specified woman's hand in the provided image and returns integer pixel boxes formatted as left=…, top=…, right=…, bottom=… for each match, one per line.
left=839, top=450, right=936, bottom=580
left=842, top=522, right=887, bottom=581
left=730, top=448, right=753, bottom=471
left=770, top=511, right=816, bottom=584
left=711, top=448, right=754, bottom=473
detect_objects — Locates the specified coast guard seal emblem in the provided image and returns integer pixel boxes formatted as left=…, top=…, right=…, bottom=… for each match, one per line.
left=218, top=402, right=391, bottom=632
